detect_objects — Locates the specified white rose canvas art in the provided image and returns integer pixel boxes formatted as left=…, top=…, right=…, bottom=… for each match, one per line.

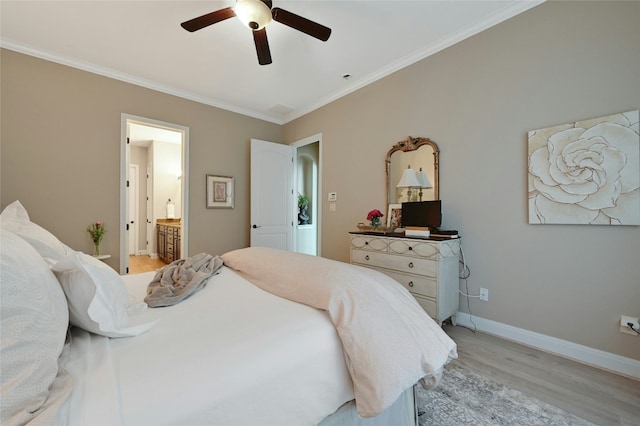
left=528, top=110, right=639, bottom=225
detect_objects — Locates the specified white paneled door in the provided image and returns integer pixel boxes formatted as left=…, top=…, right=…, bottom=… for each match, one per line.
left=250, top=139, right=294, bottom=250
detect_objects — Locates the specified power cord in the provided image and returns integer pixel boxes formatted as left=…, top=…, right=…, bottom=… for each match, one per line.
left=459, top=243, right=470, bottom=280
left=458, top=243, right=473, bottom=295
left=457, top=242, right=477, bottom=333
left=628, top=322, right=640, bottom=335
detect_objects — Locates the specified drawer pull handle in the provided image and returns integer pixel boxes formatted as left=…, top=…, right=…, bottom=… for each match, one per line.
left=365, top=255, right=370, bottom=261
left=408, top=281, right=414, bottom=287
left=408, top=262, right=414, bottom=268
left=408, top=246, right=413, bottom=251
left=365, top=241, right=369, bottom=245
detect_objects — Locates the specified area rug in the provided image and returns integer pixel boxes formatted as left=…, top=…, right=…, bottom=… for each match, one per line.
left=415, top=361, right=596, bottom=425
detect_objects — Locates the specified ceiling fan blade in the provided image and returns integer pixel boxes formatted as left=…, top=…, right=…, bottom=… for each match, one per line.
left=181, top=7, right=236, bottom=32
left=253, top=28, right=272, bottom=65
left=272, top=7, right=331, bottom=41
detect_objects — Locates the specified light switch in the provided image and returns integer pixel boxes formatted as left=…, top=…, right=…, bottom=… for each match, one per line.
left=328, top=192, right=337, bottom=202
left=329, top=203, right=337, bottom=212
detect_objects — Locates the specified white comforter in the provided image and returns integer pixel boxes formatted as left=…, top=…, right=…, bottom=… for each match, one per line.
left=222, top=247, right=458, bottom=418
left=56, top=267, right=354, bottom=426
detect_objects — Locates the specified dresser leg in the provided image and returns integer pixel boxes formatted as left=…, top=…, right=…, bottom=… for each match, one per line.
left=450, top=313, right=457, bottom=326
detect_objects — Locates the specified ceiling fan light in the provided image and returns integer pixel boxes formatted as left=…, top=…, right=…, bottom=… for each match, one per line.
left=235, top=0, right=272, bottom=30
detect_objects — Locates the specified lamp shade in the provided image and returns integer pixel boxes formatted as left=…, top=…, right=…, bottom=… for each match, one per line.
left=417, top=168, right=433, bottom=189
left=397, top=166, right=422, bottom=188
left=235, top=0, right=273, bottom=30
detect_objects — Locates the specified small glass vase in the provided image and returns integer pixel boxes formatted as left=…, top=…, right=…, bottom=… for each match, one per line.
left=370, top=217, right=381, bottom=229
left=94, top=243, right=101, bottom=257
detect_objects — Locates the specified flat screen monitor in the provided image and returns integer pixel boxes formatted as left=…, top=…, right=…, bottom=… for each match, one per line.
left=401, top=200, right=441, bottom=229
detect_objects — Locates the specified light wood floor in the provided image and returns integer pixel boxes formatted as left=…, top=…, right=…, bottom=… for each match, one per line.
left=444, top=324, right=640, bottom=425
left=128, top=255, right=166, bottom=274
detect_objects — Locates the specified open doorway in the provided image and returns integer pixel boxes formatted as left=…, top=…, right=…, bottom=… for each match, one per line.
left=293, top=134, right=322, bottom=256
left=120, top=114, right=189, bottom=274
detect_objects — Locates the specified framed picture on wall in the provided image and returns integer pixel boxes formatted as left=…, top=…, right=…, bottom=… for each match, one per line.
left=387, top=203, right=402, bottom=231
left=527, top=110, right=639, bottom=225
left=206, top=175, right=234, bottom=208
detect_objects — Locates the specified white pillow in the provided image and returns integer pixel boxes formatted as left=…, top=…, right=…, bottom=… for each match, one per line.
left=52, top=252, right=156, bottom=338
left=0, top=200, right=72, bottom=262
left=0, top=230, right=72, bottom=425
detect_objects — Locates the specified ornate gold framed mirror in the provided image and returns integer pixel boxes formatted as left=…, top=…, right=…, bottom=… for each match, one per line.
left=385, top=136, right=439, bottom=210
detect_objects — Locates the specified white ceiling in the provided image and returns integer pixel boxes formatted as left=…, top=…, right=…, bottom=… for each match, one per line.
left=128, top=122, right=182, bottom=146
left=1, top=0, right=543, bottom=124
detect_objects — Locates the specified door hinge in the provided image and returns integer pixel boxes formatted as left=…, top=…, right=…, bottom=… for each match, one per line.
left=126, top=266, right=129, bottom=274
left=127, top=137, right=130, bottom=144
left=126, top=223, right=129, bottom=231
left=126, top=180, right=130, bottom=187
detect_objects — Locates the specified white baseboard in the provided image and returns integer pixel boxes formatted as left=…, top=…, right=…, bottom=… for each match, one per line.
left=454, top=312, right=640, bottom=380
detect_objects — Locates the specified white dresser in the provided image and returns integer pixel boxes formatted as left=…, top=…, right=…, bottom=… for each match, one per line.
left=349, top=233, right=460, bottom=325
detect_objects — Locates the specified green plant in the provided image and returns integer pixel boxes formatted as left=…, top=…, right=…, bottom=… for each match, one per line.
left=298, top=193, right=309, bottom=208
left=86, top=221, right=106, bottom=245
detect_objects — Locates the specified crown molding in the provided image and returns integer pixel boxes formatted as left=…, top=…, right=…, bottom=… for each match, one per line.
left=283, top=0, right=545, bottom=124
left=1, top=0, right=544, bottom=126
left=0, top=39, right=284, bottom=125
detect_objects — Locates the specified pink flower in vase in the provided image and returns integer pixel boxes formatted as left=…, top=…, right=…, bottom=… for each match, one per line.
left=366, top=209, right=384, bottom=228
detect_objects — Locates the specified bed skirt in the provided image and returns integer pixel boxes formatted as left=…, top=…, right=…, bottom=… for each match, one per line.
left=318, top=386, right=417, bottom=426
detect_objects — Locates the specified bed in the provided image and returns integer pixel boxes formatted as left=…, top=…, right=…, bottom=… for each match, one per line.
left=1, top=201, right=457, bottom=426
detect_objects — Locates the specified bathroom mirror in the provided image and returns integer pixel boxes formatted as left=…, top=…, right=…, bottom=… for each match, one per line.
left=386, top=136, right=439, bottom=210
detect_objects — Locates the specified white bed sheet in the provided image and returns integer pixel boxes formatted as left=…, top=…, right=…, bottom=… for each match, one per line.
left=56, top=267, right=355, bottom=426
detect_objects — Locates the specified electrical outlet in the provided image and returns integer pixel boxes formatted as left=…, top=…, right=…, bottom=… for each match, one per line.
left=620, top=315, right=639, bottom=336
left=479, top=288, right=489, bottom=302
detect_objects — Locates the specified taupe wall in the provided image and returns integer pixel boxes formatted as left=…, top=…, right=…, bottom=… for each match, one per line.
left=284, top=1, right=640, bottom=360
left=1, top=50, right=283, bottom=269
left=1, top=1, right=638, bottom=361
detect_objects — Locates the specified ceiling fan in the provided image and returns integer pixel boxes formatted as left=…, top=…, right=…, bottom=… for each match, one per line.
left=181, top=0, right=331, bottom=66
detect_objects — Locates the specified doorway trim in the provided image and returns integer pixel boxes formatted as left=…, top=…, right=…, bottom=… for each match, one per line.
left=291, top=133, right=322, bottom=256
left=128, top=163, right=140, bottom=255
left=120, top=113, right=190, bottom=274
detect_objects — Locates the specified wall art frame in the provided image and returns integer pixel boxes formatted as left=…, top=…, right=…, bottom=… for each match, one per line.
left=527, top=110, right=639, bottom=225
left=206, top=174, right=234, bottom=209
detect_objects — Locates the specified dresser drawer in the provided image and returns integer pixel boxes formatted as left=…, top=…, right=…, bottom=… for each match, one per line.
left=388, top=239, right=440, bottom=259
left=413, top=294, right=437, bottom=319
left=379, top=269, right=437, bottom=299
left=353, top=263, right=437, bottom=311
left=350, top=235, right=387, bottom=252
left=351, top=249, right=437, bottom=277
